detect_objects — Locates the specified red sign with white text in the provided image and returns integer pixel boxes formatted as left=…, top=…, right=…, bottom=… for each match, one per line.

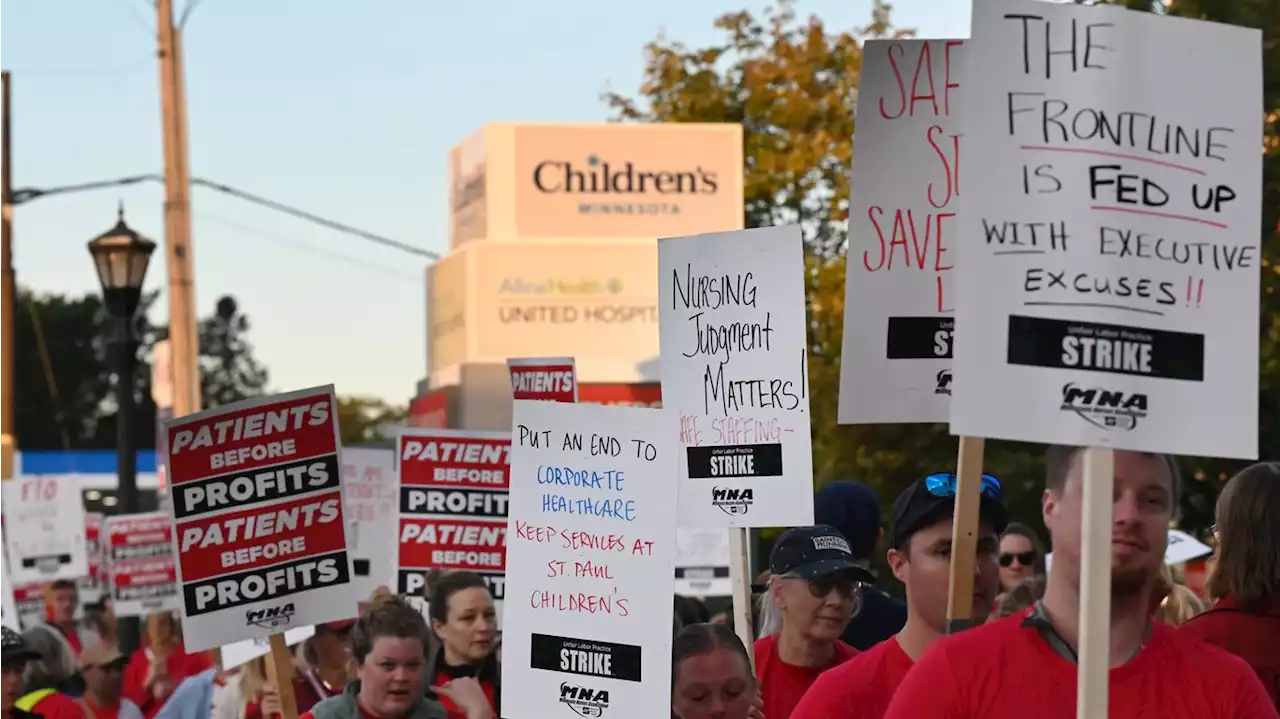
left=164, top=386, right=358, bottom=651
left=508, top=357, right=577, bottom=403
left=397, top=429, right=509, bottom=600
left=106, top=512, right=180, bottom=617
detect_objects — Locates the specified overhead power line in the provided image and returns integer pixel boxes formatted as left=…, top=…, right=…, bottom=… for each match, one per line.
left=11, top=174, right=440, bottom=260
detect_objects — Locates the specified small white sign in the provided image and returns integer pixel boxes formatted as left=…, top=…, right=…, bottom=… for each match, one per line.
left=840, top=39, right=965, bottom=425
left=658, top=225, right=815, bottom=528
left=675, top=529, right=731, bottom=597
left=342, top=447, right=397, bottom=598
left=2, top=476, right=88, bottom=585
left=504, top=401, right=677, bottom=719
left=949, top=0, right=1263, bottom=459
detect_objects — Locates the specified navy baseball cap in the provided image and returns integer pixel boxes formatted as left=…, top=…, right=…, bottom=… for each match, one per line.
left=769, top=525, right=876, bottom=584
left=2, top=627, right=39, bottom=664
left=892, top=472, right=1009, bottom=549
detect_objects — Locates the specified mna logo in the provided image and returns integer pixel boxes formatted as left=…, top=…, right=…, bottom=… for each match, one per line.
left=711, top=487, right=753, bottom=516
left=245, top=602, right=296, bottom=630
left=560, top=683, right=610, bottom=717
left=1059, top=383, right=1148, bottom=431
left=935, top=369, right=952, bottom=396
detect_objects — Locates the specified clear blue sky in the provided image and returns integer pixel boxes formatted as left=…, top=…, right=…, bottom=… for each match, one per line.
left=2, top=0, right=968, bottom=405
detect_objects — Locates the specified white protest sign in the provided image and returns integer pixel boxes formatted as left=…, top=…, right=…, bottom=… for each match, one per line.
left=165, top=386, right=361, bottom=652
left=658, top=226, right=815, bottom=527
left=220, top=625, right=316, bottom=670
left=2, top=525, right=19, bottom=631
left=675, top=529, right=731, bottom=597
left=2, top=476, right=88, bottom=584
left=949, top=0, right=1262, bottom=459
left=505, top=401, right=677, bottom=719
left=839, top=39, right=964, bottom=424
left=106, top=513, right=180, bottom=618
left=342, top=447, right=396, bottom=598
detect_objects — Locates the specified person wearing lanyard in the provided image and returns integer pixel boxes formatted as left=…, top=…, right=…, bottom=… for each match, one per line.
left=293, top=621, right=355, bottom=714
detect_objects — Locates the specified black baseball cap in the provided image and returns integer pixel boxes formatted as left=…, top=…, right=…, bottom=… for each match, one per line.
left=891, top=473, right=1009, bottom=550
left=769, top=525, right=876, bottom=584
left=2, top=626, right=39, bottom=664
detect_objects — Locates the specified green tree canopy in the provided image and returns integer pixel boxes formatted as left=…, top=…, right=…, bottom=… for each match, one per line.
left=336, top=395, right=406, bottom=445
left=609, top=0, right=1278, bottom=535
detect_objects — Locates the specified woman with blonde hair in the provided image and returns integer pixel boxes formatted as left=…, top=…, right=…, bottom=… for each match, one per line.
left=1181, top=461, right=1280, bottom=709
left=121, top=613, right=212, bottom=719
left=1154, top=564, right=1206, bottom=625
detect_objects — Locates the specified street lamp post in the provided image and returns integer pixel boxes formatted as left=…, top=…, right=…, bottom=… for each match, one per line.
left=88, top=205, right=155, bottom=656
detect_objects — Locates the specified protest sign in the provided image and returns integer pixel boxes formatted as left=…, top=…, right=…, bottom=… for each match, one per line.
left=221, top=625, right=316, bottom=670
left=509, top=357, right=578, bottom=403
left=658, top=225, right=814, bottom=527
left=342, top=447, right=396, bottom=597
left=12, top=584, right=44, bottom=630
left=80, top=513, right=105, bottom=605
left=397, top=429, right=509, bottom=606
left=949, top=0, right=1262, bottom=459
left=2, top=476, right=88, bottom=584
left=675, top=529, right=731, bottom=597
left=505, top=400, right=677, bottom=719
left=165, top=386, right=359, bottom=651
left=839, top=39, right=964, bottom=424
left=106, top=513, right=180, bottom=617
left=2, top=524, right=18, bottom=631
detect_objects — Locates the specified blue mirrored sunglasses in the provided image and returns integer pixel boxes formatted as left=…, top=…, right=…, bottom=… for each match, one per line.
left=925, top=472, right=1002, bottom=500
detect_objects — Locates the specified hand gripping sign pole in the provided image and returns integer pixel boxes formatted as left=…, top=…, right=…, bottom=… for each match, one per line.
left=944, top=436, right=987, bottom=634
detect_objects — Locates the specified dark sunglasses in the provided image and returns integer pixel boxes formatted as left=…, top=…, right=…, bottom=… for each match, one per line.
left=925, top=472, right=1002, bottom=500
left=802, top=572, right=863, bottom=599
left=999, top=552, right=1036, bottom=568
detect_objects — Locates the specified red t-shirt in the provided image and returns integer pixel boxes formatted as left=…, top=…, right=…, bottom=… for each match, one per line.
left=753, top=634, right=857, bottom=719
left=883, top=612, right=1279, bottom=719
left=790, top=636, right=914, bottom=719
left=1180, top=595, right=1280, bottom=710
left=31, top=693, right=90, bottom=719
left=122, top=647, right=215, bottom=719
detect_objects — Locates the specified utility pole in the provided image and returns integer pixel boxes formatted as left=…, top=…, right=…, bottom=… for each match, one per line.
left=2, top=71, right=16, bottom=481
left=156, top=0, right=202, bottom=421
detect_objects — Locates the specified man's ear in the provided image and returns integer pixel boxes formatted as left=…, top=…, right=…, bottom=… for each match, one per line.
left=887, top=547, right=909, bottom=585
left=1042, top=488, right=1057, bottom=532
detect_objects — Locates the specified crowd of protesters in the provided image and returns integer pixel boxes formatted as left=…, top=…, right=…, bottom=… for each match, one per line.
left=2, top=449, right=1277, bottom=719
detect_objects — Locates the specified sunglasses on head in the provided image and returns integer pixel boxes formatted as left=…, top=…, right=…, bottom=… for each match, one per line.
left=998, top=551, right=1036, bottom=567
left=925, top=472, right=1002, bottom=500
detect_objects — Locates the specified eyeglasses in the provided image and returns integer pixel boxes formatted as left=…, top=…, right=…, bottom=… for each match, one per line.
left=925, top=472, right=1002, bottom=500
left=999, top=552, right=1036, bottom=568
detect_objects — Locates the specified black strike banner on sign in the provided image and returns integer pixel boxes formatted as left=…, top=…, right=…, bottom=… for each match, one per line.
left=530, top=632, right=643, bottom=683
left=686, top=443, right=784, bottom=479
left=885, top=316, right=955, bottom=359
left=173, top=453, right=342, bottom=520
left=181, top=549, right=351, bottom=617
left=1005, top=315, right=1205, bottom=382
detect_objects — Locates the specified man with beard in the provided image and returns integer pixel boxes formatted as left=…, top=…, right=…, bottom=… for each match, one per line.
left=884, top=447, right=1277, bottom=719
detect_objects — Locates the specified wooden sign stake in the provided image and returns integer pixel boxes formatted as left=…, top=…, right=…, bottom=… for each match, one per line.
left=265, top=632, right=300, bottom=719
left=728, top=527, right=756, bottom=671
left=1077, top=447, right=1114, bottom=719
left=945, top=436, right=987, bottom=634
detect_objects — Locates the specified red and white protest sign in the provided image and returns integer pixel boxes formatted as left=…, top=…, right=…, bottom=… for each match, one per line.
left=397, top=429, right=509, bottom=603
left=164, top=386, right=358, bottom=651
left=106, top=512, right=180, bottom=617
left=80, top=513, right=105, bottom=604
left=507, top=357, right=577, bottom=403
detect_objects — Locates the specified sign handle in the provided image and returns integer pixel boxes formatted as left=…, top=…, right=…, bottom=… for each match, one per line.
left=1077, top=447, right=1114, bottom=719
left=728, top=527, right=756, bottom=671
left=944, top=436, right=987, bottom=634
left=265, top=633, right=300, bottom=719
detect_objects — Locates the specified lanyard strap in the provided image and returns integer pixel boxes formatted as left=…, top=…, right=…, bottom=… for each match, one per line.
left=1021, top=602, right=1151, bottom=665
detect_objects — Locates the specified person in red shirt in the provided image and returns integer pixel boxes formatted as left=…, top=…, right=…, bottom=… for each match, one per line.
left=884, top=447, right=1278, bottom=719
left=753, top=525, right=865, bottom=719
left=792, top=472, right=1007, bottom=719
left=122, top=613, right=212, bottom=719
left=293, top=621, right=355, bottom=714
left=1180, top=461, right=1280, bottom=709
left=79, top=645, right=143, bottom=719
left=43, top=580, right=101, bottom=661
left=423, top=573, right=499, bottom=719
